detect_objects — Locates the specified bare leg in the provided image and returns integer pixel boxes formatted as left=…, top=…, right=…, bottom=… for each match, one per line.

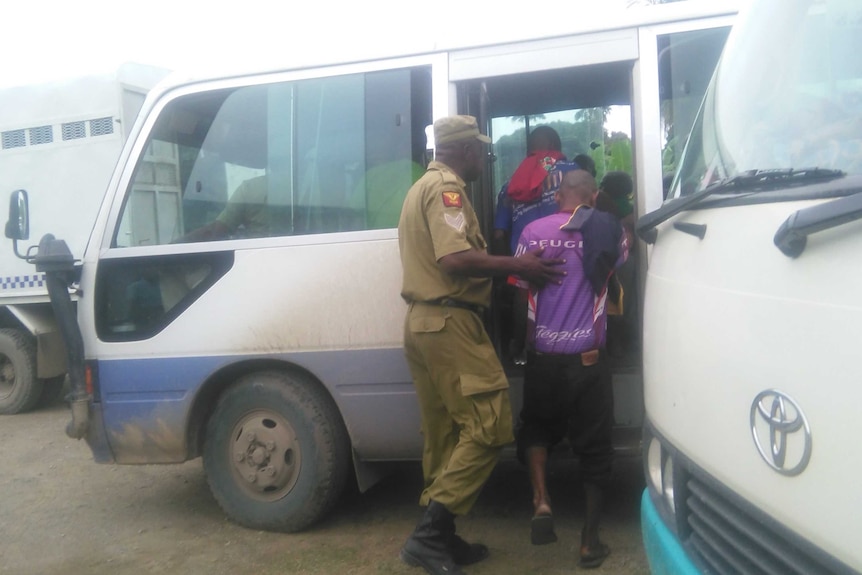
left=579, top=482, right=610, bottom=568
left=527, top=446, right=557, bottom=545
left=581, top=482, right=603, bottom=547
left=527, top=446, right=551, bottom=516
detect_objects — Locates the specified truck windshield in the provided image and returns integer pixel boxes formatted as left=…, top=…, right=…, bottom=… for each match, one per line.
left=672, top=0, right=862, bottom=198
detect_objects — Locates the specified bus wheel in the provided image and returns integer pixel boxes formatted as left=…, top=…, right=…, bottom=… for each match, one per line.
left=0, top=328, right=43, bottom=415
left=203, top=370, right=350, bottom=532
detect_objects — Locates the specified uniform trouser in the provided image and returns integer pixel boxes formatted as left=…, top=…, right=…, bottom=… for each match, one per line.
left=404, top=302, right=514, bottom=516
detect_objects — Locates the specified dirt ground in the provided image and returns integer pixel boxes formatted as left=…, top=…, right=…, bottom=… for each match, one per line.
left=0, top=400, right=650, bottom=575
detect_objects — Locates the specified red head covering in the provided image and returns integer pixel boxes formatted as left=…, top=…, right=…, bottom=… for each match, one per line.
left=506, top=150, right=567, bottom=202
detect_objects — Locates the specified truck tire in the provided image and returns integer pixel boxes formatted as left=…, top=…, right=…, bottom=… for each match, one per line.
left=0, top=328, right=43, bottom=415
left=203, top=370, right=350, bottom=532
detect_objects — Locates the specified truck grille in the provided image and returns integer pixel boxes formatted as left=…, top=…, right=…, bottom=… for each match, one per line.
left=682, top=472, right=853, bottom=575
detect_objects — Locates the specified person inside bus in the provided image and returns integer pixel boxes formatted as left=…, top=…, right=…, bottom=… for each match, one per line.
left=492, top=126, right=568, bottom=256
left=595, top=170, right=636, bottom=361
left=176, top=174, right=269, bottom=242
left=511, top=168, right=628, bottom=569
left=492, top=126, right=578, bottom=363
left=573, top=153, right=597, bottom=177
left=351, top=129, right=426, bottom=230
left=398, top=115, right=565, bottom=575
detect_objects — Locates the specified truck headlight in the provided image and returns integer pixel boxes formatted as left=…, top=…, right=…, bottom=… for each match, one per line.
left=645, top=433, right=676, bottom=517
left=663, top=453, right=676, bottom=516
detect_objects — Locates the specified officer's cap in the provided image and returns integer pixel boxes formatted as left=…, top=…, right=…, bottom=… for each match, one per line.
left=433, top=115, right=492, bottom=146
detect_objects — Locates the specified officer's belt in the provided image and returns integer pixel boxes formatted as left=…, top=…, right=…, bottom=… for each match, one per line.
left=423, top=298, right=485, bottom=316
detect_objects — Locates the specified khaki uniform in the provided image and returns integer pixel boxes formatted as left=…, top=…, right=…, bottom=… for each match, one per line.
left=398, top=161, right=514, bottom=516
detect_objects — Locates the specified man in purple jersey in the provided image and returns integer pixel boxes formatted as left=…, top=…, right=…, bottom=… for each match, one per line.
left=492, top=127, right=579, bottom=364
left=512, top=169, right=628, bottom=569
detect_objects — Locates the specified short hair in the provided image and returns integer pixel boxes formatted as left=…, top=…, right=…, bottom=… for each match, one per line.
left=600, top=171, right=633, bottom=199
left=527, top=126, right=562, bottom=153
left=573, top=154, right=597, bottom=177
left=561, top=169, right=597, bottom=203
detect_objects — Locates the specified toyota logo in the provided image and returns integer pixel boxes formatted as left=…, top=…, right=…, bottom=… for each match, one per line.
left=750, top=390, right=812, bottom=476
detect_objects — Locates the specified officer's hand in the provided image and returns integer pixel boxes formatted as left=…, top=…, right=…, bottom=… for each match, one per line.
left=516, top=247, right=566, bottom=287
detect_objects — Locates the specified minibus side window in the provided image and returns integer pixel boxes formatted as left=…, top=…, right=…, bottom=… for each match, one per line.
left=113, top=66, right=431, bottom=247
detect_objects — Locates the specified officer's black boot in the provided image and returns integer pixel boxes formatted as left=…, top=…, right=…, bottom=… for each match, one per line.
left=439, top=507, right=488, bottom=566
left=449, top=533, right=489, bottom=566
left=400, top=501, right=466, bottom=575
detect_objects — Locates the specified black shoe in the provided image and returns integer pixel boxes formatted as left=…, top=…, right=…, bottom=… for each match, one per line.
left=400, top=502, right=466, bottom=575
left=400, top=544, right=465, bottom=575
left=530, top=513, right=558, bottom=545
left=449, top=533, right=489, bottom=565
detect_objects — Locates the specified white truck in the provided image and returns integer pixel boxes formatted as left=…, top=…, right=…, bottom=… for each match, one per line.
left=0, top=63, right=168, bottom=414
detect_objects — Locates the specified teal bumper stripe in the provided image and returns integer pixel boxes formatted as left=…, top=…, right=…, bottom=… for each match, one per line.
left=641, top=489, right=701, bottom=575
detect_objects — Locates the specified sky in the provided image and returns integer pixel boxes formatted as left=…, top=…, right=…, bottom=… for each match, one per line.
left=2, top=0, right=639, bottom=89
left=0, top=0, right=663, bottom=136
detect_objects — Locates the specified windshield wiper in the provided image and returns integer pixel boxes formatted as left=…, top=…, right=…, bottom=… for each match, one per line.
left=709, top=168, right=845, bottom=193
left=637, top=168, right=845, bottom=244
left=774, top=189, right=862, bottom=257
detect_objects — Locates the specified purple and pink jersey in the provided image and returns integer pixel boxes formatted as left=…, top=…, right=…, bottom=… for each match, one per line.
left=513, top=210, right=628, bottom=355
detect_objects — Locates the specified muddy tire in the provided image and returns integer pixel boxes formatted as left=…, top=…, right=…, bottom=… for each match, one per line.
left=0, top=328, right=43, bottom=415
left=203, top=370, right=350, bottom=532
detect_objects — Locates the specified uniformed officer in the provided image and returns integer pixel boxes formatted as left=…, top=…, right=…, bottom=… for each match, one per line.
left=398, top=115, right=565, bottom=575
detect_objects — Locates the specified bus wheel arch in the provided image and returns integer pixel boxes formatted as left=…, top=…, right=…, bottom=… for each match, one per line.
left=202, top=368, right=351, bottom=532
left=0, top=328, right=43, bottom=414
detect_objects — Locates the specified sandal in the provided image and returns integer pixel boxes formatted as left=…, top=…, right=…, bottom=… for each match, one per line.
left=579, top=542, right=610, bottom=569
left=530, top=513, right=557, bottom=545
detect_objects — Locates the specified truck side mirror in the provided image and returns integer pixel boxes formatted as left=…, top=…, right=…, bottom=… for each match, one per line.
left=5, top=189, right=29, bottom=241
left=6, top=189, right=33, bottom=261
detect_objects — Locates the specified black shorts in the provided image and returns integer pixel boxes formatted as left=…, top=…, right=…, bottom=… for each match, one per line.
left=516, top=351, right=614, bottom=484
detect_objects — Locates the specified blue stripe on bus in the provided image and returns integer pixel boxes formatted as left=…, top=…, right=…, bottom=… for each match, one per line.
left=641, top=489, right=701, bottom=575
left=93, top=348, right=417, bottom=463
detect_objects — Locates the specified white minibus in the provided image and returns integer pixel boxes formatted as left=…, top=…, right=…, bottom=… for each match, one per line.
left=6, top=2, right=736, bottom=532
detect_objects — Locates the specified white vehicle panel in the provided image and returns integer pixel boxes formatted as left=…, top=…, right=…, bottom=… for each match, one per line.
left=644, top=199, right=862, bottom=568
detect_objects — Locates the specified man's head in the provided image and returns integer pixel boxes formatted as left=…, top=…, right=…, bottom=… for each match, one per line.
left=556, top=169, right=598, bottom=210
left=600, top=171, right=633, bottom=199
left=573, top=153, right=597, bottom=177
left=527, top=126, right=562, bottom=154
left=433, top=115, right=491, bottom=182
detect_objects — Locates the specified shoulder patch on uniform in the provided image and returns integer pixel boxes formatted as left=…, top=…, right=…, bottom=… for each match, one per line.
left=444, top=212, right=466, bottom=232
left=442, top=191, right=462, bottom=208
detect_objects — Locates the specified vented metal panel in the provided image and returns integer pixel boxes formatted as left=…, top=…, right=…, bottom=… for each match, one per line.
left=89, top=116, right=114, bottom=136
left=29, top=125, right=53, bottom=145
left=62, top=121, right=86, bottom=140
left=683, top=473, right=846, bottom=575
left=2, top=129, right=26, bottom=149
left=2, top=116, right=115, bottom=151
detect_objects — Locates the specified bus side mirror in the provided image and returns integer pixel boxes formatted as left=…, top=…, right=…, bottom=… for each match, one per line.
left=5, top=189, right=30, bottom=241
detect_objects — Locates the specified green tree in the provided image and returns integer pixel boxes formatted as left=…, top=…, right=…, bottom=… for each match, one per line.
left=491, top=110, right=632, bottom=189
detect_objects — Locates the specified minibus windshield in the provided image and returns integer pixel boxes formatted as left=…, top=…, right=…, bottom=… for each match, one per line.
left=671, top=0, right=862, bottom=199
